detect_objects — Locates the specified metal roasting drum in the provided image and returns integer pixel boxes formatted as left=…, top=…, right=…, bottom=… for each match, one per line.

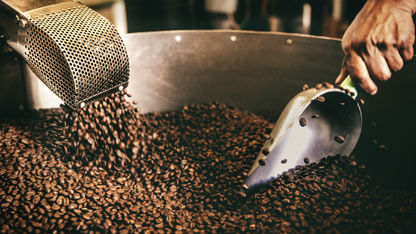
left=0, top=30, right=415, bottom=191
left=120, top=31, right=416, bottom=192
left=0, top=0, right=129, bottom=109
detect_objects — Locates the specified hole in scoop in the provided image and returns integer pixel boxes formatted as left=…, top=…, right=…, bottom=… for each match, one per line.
left=299, top=118, right=307, bottom=127
left=335, top=136, right=345, bottom=143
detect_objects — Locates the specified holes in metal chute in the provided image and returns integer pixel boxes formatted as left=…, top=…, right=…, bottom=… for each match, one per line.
left=25, top=5, right=129, bottom=108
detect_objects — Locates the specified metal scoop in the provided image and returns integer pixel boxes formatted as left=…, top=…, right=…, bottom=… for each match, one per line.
left=0, top=0, right=129, bottom=109
left=243, top=76, right=362, bottom=191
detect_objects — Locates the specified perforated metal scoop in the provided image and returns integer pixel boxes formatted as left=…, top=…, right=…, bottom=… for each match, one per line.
left=243, top=77, right=362, bottom=191
left=0, top=0, right=129, bottom=109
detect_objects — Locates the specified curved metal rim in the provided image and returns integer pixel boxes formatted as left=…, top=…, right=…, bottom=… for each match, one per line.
left=124, top=29, right=341, bottom=42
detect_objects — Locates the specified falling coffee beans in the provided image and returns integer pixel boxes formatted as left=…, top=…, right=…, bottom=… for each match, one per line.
left=315, top=96, right=325, bottom=103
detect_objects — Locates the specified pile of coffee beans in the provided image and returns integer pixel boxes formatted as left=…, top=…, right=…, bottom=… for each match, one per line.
left=0, top=91, right=415, bottom=233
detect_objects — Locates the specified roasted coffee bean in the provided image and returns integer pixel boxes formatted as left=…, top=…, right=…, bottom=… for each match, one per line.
left=0, top=91, right=415, bottom=234
left=315, top=96, right=325, bottom=103
left=281, top=159, right=288, bottom=164
left=304, top=158, right=310, bottom=164
left=302, top=84, right=309, bottom=91
left=315, top=83, right=323, bottom=89
left=299, top=118, right=307, bottom=127
left=68, top=203, right=77, bottom=210
left=262, top=149, right=270, bottom=156
left=311, top=113, right=319, bottom=118
left=324, top=82, right=334, bottom=89
left=258, top=159, right=266, bottom=166
left=335, top=136, right=345, bottom=143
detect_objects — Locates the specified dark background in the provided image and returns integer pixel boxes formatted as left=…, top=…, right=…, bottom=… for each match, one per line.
left=124, top=0, right=366, bottom=38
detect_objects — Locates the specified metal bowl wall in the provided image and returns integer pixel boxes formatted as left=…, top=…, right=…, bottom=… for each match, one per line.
left=124, top=30, right=342, bottom=115
left=28, top=30, right=416, bottom=190
left=123, top=30, right=416, bottom=191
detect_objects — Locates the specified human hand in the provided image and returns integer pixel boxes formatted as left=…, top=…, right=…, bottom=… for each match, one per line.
left=336, top=0, right=416, bottom=95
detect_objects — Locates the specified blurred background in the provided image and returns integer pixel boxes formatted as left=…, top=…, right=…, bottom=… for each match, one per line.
left=88, top=0, right=366, bottom=38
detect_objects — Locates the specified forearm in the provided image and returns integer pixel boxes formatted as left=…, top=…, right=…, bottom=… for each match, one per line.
left=365, top=0, right=416, bottom=15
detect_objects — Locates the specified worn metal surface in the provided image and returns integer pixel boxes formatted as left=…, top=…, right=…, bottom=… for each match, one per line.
left=124, top=31, right=343, bottom=115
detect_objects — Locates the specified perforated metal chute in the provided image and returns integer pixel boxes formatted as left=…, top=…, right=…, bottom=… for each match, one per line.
left=0, top=1, right=129, bottom=109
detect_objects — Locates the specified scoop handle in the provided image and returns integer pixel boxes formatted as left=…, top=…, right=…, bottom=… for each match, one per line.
left=339, top=75, right=358, bottom=99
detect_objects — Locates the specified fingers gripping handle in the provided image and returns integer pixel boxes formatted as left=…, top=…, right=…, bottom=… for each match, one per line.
left=340, top=75, right=358, bottom=99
